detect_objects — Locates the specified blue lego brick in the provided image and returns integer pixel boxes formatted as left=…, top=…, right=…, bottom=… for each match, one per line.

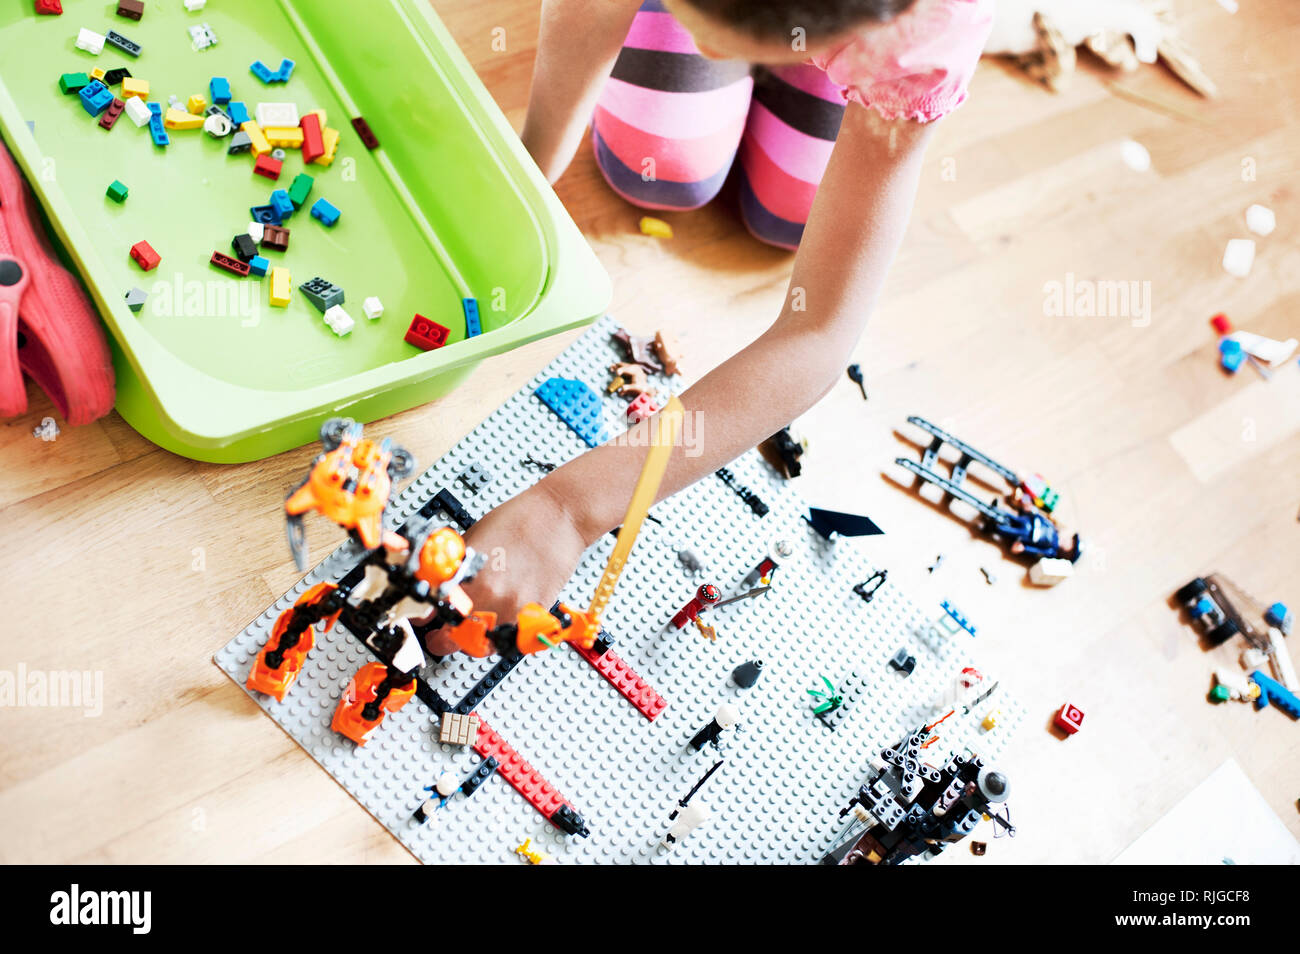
left=941, top=600, right=978, bottom=637
left=79, top=81, right=113, bottom=117
left=462, top=297, right=482, bottom=338
left=250, top=60, right=277, bottom=84
left=1219, top=338, right=1245, bottom=374
left=1251, top=671, right=1300, bottom=719
left=1265, top=602, right=1291, bottom=632
left=248, top=256, right=270, bottom=277
left=310, top=198, right=340, bottom=227
left=534, top=377, right=612, bottom=447
left=226, top=101, right=249, bottom=125
left=250, top=204, right=281, bottom=225
left=209, top=76, right=232, bottom=104
left=147, top=101, right=169, bottom=147
left=275, top=58, right=296, bottom=82
left=270, top=189, right=294, bottom=221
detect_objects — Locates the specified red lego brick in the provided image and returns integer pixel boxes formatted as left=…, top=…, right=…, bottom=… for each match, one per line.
left=210, top=251, right=251, bottom=276
left=1054, top=702, right=1084, bottom=735
left=1210, top=313, right=1233, bottom=335
left=35, top=0, right=63, bottom=14
left=570, top=642, right=666, bottom=721
left=626, top=392, right=659, bottom=424
left=300, top=112, right=324, bottom=164
left=351, top=116, right=379, bottom=150
left=253, top=154, right=283, bottom=180
left=129, top=240, right=160, bottom=271
left=404, top=314, right=449, bottom=351
left=471, top=715, right=574, bottom=821
left=98, top=98, right=125, bottom=131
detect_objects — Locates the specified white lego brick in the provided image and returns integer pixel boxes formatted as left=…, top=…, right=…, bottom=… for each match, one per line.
left=1029, top=557, right=1074, bottom=586
left=1222, top=238, right=1255, bottom=278
left=214, top=316, right=1023, bottom=865
left=323, top=305, right=354, bottom=336
left=246, top=222, right=265, bottom=244
left=363, top=296, right=384, bottom=320
left=255, top=102, right=299, bottom=128
left=184, top=0, right=208, bottom=11
left=1245, top=204, right=1275, bottom=237
left=76, top=28, right=106, bottom=55
left=188, top=23, right=218, bottom=51
left=124, top=96, right=151, bottom=128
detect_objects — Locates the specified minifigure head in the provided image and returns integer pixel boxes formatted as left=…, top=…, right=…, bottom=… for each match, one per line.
left=665, top=0, right=918, bottom=63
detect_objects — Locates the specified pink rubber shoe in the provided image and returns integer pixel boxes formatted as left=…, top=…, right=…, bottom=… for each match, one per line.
left=0, top=138, right=115, bottom=425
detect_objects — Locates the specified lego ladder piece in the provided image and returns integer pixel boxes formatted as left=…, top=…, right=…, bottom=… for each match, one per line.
left=569, top=642, right=667, bottom=721
left=471, top=715, right=589, bottom=835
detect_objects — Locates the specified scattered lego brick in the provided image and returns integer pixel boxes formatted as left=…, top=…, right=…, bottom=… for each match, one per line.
left=210, top=251, right=251, bottom=277
left=58, top=72, right=90, bottom=95
left=186, top=93, right=208, bottom=115
left=183, top=0, right=206, bottom=10
left=121, top=77, right=149, bottom=101
left=105, top=180, right=128, bottom=203
left=35, top=0, right=63, bottom=14
left=457, top=463, right=494, bottom=494
left=639, top=216, right=673, bottom=238
left=1028, top=557, right=1074, bottom=586
left=90, top=67, right=107, bottom=83
left=116, top=0, right=144, bottom=21
left=103, top=67, right=132, bottom=87
left=105, top=29, right=142, bottom=57
left=227, top=130, right=253, bottom=154
left=310, top=198, right=340, bottom=227
left=189, top=22, right=218, bottom=51
left=32, top=416, right=60, bottom=441
left=129, top=240, right=160, bottom=271
left=79, top=81, right=113, bottom=117
left=247, top=255, right=269, bottom=277
left=350, top=116, right=379, bottom=149
left=124, top=287, right=148, bottom=312
left=439, top=713, right=479, bottom=746
left=1053, top=702, right=1084, bottom=735
left=299, top=277, right=344, bottom=312
left=261, top=225, right=290, bottom=252
left=249, top=203, right=280, bottom=225
left=313, top=126, right=339, bottom=166
left=570, top=641, right=667, bottom=721
left=255, top=102, right=299, bottom=128
left=98, top=98, right=125, bottom=131
left=535, top=377, right=611, bottom=447
left=323, top=305, right=354, bottom=336
left=300, top=113, right=324, bottom=164
left=404, top=314, right=450, bottom=351
left=226, top=101, right=249, bottom=125
left=75, top=28, right=106, bottom=56
left=265, top=126, right=303, bottom=149
left=287, top=172, right=314, bottom=208
left=269, top=189, right=294, bottom=221
left=203, top=111, right=233, bottom=138
left=269, top=267, right=291, bottom=307
left=253, top=154, right=283, bottom=181
left=362, top=296, right=383, bottom=320
left=208, top=76, right=230, bottom=104
left=231, top=233, right=258, bottom=262
left=124, top=96, right=151, bottom=127
left=250, top=58, right=294, bottom=84
left=461, top=297, right=481, bottom=337
left=241, top=120, right=271, bottom=156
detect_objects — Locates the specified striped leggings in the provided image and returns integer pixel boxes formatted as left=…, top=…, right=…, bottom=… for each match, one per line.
left=592, top=0, right=847, bottom=250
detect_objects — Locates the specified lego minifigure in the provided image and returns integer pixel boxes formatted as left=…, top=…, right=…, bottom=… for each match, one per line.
left=412, top=770, right=461, bottom=824
left=689, top=703, right=739, bottom=752
left=670, top=583, right=721, bottom=630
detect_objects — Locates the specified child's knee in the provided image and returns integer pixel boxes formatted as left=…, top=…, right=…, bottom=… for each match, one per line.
left=737, top=174, right=806, bottom=251
left=592, top=129, right=733, bottom=211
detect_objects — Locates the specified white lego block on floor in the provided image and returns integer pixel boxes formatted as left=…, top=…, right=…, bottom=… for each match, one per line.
left=247, top=222, right=265, bottom=244
left=323, top=305, right=354, bottom=336
left=76, top=28, right=106, bottom=55
left=1029, top=557, right=1074, bottom=586
left=1222, top=238, right=1255, bottom=278
left=255, top=102, right=299, bottom=128
left=124, top=96, right=151, bottom=127
left=1245, top=204, right=1275, bottom=237
left=363, top=296, right=384, bottom=320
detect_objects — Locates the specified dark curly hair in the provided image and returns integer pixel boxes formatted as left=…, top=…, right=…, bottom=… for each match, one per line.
left=678, top=0, right=919, bottom=39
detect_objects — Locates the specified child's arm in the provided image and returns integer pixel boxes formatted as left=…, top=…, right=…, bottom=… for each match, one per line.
left=442, top=106, right=934, bottom=636
left=521, top=0, right=643, bottom=183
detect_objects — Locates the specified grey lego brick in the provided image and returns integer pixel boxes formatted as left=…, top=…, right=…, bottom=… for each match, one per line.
left=214, top=314, right=1023, bottom=864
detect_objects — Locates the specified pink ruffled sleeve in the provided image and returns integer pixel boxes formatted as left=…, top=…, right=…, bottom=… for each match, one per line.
left=809, top=0, right=995, bottom=123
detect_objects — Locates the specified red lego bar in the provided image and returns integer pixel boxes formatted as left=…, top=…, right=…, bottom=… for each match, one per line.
left=300, top=112, right=324, bottom=164
left=471, top=715, right=573, bottom=821
left=570, top=642, right=667, bottom=721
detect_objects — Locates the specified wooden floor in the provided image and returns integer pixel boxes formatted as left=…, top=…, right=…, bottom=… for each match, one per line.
left=1, top=0, right=1297, bottom=864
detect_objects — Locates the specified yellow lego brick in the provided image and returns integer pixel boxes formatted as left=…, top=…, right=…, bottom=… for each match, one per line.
left=638, top=216, right=674, bottom=239
left=269, top=267, right=291, bottom=308
left=241, top=120, right=271, bottom=157
left=164, top=108, right=205, bottom=130
left=312, top=126, right=340, bottom=166
left=187, top=94, right=208, bottom=115
left=90, top=67, right=106, bottom=82
left=264, top=126, right=304, bottom=149
left=121, top=78, right=149, bottom=101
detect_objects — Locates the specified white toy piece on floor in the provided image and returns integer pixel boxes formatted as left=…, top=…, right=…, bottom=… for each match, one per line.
left=363, top=296, right=384, bottom=320
left=75, top=28, right=106, bottom=55
left=1029, top=557, right=1074, bottom=586
left=1245, top=204, right=1276, bottom=236
left=323, top=305, right=354, bottom=336
left=662, top=803, right=711, bottom=847
left=1222, top=239, right=1256, bottom=278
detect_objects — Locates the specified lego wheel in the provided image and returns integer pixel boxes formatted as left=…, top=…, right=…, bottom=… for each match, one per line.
left=1207, top=620, right=1239, bottom=646
left=1175, top=578, right=1208, bottom=603
left=388, top=446, right=417, bottom=480
left=320, top=417, right=355, bottom=451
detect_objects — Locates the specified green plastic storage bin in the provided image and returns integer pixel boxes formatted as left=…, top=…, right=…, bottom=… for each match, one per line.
left=0, top=0, right=610, bottom=462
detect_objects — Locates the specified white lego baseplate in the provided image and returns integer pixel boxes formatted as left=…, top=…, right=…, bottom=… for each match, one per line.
left=214, top=315, right=1024, bottom=864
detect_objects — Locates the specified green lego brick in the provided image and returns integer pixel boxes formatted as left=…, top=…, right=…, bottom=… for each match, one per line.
left=106, top=180, right=129, bottom=203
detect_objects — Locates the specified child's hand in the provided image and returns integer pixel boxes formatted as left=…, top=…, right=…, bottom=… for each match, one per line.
left=422, top=483, right=591, bottom=656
